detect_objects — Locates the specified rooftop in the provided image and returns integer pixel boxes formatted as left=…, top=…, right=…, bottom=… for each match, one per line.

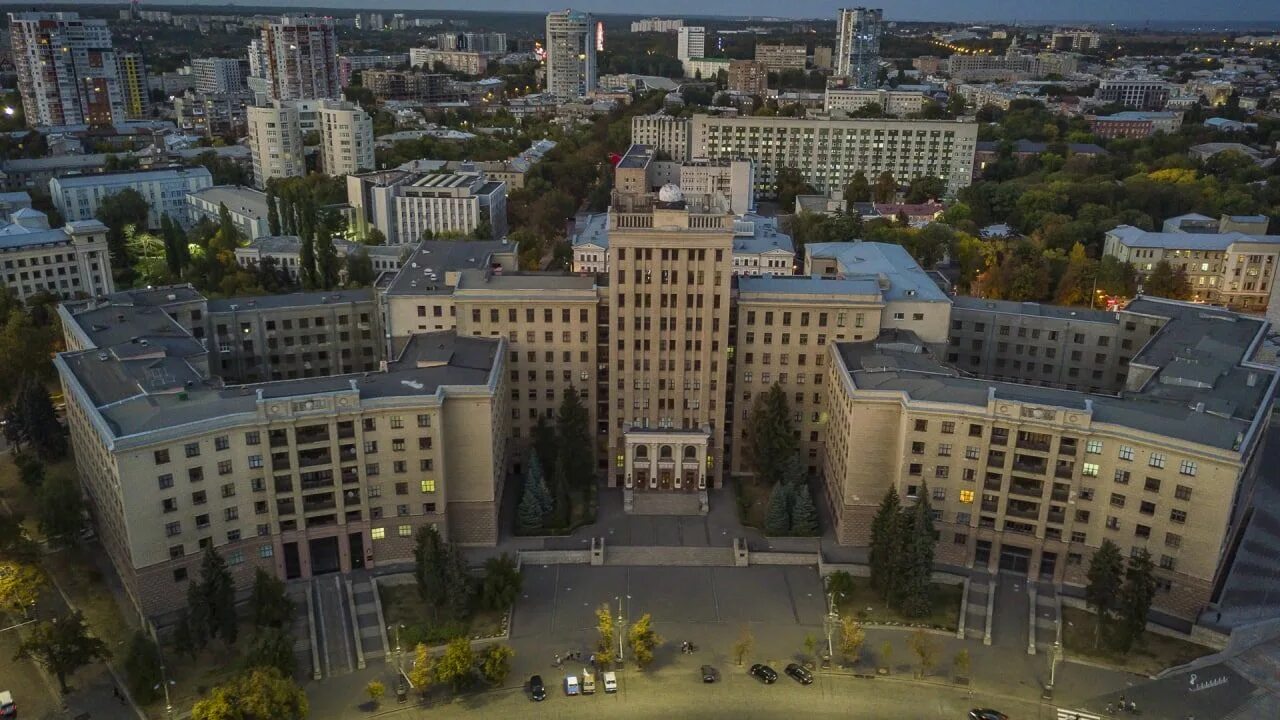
left=951, top=296, right=1119, bottom=324
left=206, top=289, right=375, bottom=313
left=737, top=274, right=883, bottom=298
left=188, top=185, right=268, bottom=220
left=805, top=242, right=951, bottom=303
left=241, top=235, right=405, bottom=259
left=49, top=166, right=213, bottom=188
left=1108, top=225, right=1280, bottom=250
left=382, top=240, right=514, bottom=297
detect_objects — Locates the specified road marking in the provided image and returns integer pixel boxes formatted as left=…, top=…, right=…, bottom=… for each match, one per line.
left=1057, top=709, right=1101, bottom=720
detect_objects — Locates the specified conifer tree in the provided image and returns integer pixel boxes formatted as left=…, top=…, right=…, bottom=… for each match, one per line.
left=869, top=487, right=903, bottom=599
left=896, top=484, right=937, bottom=618
left=790, top=483, right=819, bottom=536
left=765, top=482, right=793, bottom=536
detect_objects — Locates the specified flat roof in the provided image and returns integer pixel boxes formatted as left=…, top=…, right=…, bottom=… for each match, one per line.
left=188, top=185, right=268, bottom=220
left=383, top=240, right=514, bottom=296
left=1108, top=225, right=1280, bottom=250
left=50, top=166, right=212, bottom=188
left=206, top=289, right=375, bottom=313
left=737, top=274, right=883, bottom=298
left=805, top=241, right=950, bottom=303
left=951, top=296, right=1119, bottom=324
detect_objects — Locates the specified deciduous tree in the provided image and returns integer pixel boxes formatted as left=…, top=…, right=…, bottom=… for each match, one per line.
left=595, top=603, right=616, bottom=658
left=436, top=637, right=476, bottom=690
left=408, top=643, right=433, bottom=692
left=626, top=613, right=662, bottom=669
left=123, top=631, right=162, bottom=704
left=15, top=611, right=110, bottom=692
left=479, top=554, right=521, bottom=611
left=839, top=617, right=865, bottom=662
left=907, top=629, right=938, bottom=677
left=0, top=560, right=43, bottom=614
left=191, top=667, right=308, bottom=720
left=732, top=624, right=754, bottom=666
left=479, top=644, right=514, bottom=685
left=36, top=467, right=83, bottom=549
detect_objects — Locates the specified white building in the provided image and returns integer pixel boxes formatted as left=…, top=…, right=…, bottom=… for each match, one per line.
left=261, top=16, right=340, bottom=100
left=683, top=58, right=731, bottom=82
left=247, top=38, right=267, bottom=79
left=187, top=185, right=270, bottom=240
left=571, top=211, right=793, bottom=276
left=631, top=114, right=692, bottom=162
left=50, top=167, right=214, bottom=229
left=545, top=10, right=597, bottom=99
left=247, top=99, right=373, bottom=188
left=192, top=58, right=245, bottom=94
left=631, top=18, right=684, bottom=32
left=677, top=26, right=706, bottom=64
left=316, top=101, right=376, bottom=178
left=825, top=88, right=928, bottom=116
left=0, top=206, right=113, bottom=302
left=346, top=171, right=507, bottom=244
left=234, top=235, right=406, bottom=281
left=7, top=12, right=127, bottom=126
left=246, top=103, right=304, bottom=188
left=835, top=7, right=884, bottom=88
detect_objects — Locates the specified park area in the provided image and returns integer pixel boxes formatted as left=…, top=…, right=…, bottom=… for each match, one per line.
left=834, top=575, right=964, bottom=631
left=1061, top=606, right=1214, bottom=676
left=379, top=581, right=508, bottom=647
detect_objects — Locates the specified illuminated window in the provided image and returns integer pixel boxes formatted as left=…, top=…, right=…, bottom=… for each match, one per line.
left=420, top=480, right=436, bottom=493
left=371, top=528, right=386, bottom=540
left=959, top=489, right=974, bottom=504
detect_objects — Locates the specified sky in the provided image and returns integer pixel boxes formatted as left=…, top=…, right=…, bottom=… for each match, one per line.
left=43, top=0, right=1280, bottom=24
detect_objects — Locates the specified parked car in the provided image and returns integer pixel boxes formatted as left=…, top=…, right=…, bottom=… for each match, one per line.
left=748, top=664, right=777, bottom=684
left=602, top=671, right=618, bottom=693
left=701, top=665, right=719, bottom=683
left=564, top=675, right=580, bottom=696
left=784, top=663, right=813, bottom=685
left=581, top=669, right=596, bottom=694
left=1, top=690, right=16, bottom=718
left=529, top=675, right=546, bottom=702
left=969, top=710, right=1008, bottom=720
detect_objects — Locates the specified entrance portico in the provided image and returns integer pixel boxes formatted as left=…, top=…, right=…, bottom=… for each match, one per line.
left=622, top=428, right=710, bottom=492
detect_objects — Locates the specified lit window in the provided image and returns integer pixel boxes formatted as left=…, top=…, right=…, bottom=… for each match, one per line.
left=1086, top=440, right=1103, bottom=454
left=1178, top=460, right=1197, bottom=476
left=1082, top=463, right=1099, bottom=477
left=420, top=480, right=436, bottom=493
left=398, top=524, right=412, bottom=537
left=958, top=489, right=974, bottom=504
left=371, top=527, right=386, bottom=540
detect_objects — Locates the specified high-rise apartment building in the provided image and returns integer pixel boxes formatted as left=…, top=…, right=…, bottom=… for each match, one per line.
left=545, top=10, right=597, bottom=99
left=261, top=16, right=340, bottom=101
left=247, top=99, right=374, bottom=187
left=727, top=60, right=768, bottom=96
left=631, top=18, right=684, bottom=33
left=247, top=39, right=267, bottom=79
left=316, top=101, right=376, bottom=178
left=677, top=26, right=706, bottom=64
left=835, top=7, right=884, bottom=88
left=117, top=52, right=150, bottom=119
left=193, top=57, right=247, bottom=94
left=8, top=12, right=126, bottom=126
left=247, top=103, right=304, bottom=188
left=436, top=32, right=508, bottom=54
left=631, top=114, right=692, bottom=162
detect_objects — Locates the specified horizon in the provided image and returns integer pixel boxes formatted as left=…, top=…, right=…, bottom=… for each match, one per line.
left=10, top=2, right=1280, bottom=27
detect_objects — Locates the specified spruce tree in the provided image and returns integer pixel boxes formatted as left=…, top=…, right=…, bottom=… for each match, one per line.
left=779, top=454, right=805, bottom=488
left=764, top=482, right=793, bottom=536
left=790, top=483, right=819, bottom=536
left=555, top=387, right=593, bottom=492
left=1116, top=549, right=1156, bottom=653
left=745, top=384, right=799, bottom=484
left=550, top=458, right=572, bottom=528
left=266, top=188, right=281, bottom=236
left=517, top=480, right=544, bottom=533
left=868, top=487, right=903, bottom=600
left=200, top=546, right=237, bottom=644
left=528, top=452, right=554, bottom=517
left=896, top=484, right=937, bottom=618
left=13, top=375, right=66, bottom=460
left=1085, top=539, right=1124, bottom=649
left=186, top=581, right=210, bottom=650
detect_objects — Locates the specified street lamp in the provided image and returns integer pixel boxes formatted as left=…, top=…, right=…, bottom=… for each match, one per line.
left=156, top=662, right=175, bottom=720
left=1048, top=640, right=1063, bottom=689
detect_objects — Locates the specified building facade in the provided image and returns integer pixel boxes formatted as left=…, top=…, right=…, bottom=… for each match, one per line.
left=545, top=10, right=597, bottom=99
left=361, top=71, right=453, bottom=103
left=825, top=88, right=928, bottom=116
left=835, top=7, right=884, bottom=88
left=346, top=171, right=507, bottom=244
left=754, top=44, right=807, bottom=72
left=50, top=167, right=214, bottom=229
left=677, top=27, right=706, bottom=64
left=117, top=53, right=150, bottom=120
left=8, top=12, right=126, bottom=127
left=246, top=103, right=305, bottom=187
left=187, top=185, right=271, bottom=240
left=408, top=49, right=491, bottom=76
left=262, top=16, right=340, bottom=101
left=0, top=207, right=113, bottom=302
left=1094, top=77, right=1172, bottom=111
left=193, top=57, right=246, bottom=94
left=727, top=60, right=768, bottom=96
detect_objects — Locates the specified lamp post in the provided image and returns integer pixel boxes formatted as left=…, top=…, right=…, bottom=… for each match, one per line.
left=157, top=662, right=175, bottom=720
left=1049, top=640, right=1063, bottom=688
left=824, top=586, right=843, bottom=664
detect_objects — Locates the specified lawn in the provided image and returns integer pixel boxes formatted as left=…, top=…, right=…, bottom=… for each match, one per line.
left=734, top=474, right=770, bottom=529
left=836, top=576, right=964, bottom=631
left=1061, top=606, right=1214, bottom=676
left=379, top=583, right=506, bottom=649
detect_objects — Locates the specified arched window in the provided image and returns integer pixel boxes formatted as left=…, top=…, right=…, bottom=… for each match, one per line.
left=659, top=445, right=673, bottom=459
left=634, top=446, right=648, bottom=459
left=683, top=446, right=696, bottom=459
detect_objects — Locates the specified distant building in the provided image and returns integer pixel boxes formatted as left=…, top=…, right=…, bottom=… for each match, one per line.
left=0, top=205, right=113, bottom=302
left=235, top=235, right=406, bottom=282
left=261, top=16, right=340, bottom=101
left=683, top=58, right=731, bottom=81
left=727, top=60, right=768, bottom=96
left=187, top=185, right=271, bottom=240
left=435, top=32, right=507, bottom=54
left=361, top=70, right=453, bottom=103
left=246, top=100, right=374, bottom=187
left=1089, top=111, right=1182, bottom=139
left=346, top=170, right=507, bottom=244
left=192, top=58, right=246, bottom=94
left=630, top=18, right=684, bottom=33
left=8, top=12, right=127, bottom=126
left=754, top=44, right=807, bottom=72
left=677, top=27, right=706, bottom=65
left=50, top=167, right=214, bottom=229
left=1050, top=30, right=1101, bottom=51
left=1094, top=77, right=1171, bottom=111
left=545, top=10, right=597, bottom=99
left=973, top=139, right=1108, bottom=177
left=835, top=7, right=883, bottom=88
left=337, top=54, right=409, bottom=88
left=812, top=46, right=834, bottom=72
left=825, top=88, right=928, bottom=116
left=173, top=90, right=253, bottom=138
left=117, top=53, right=151, bottom=120
left=631, top=114, right=692, bottom=162
left=408, top=49, right=491, bottom=76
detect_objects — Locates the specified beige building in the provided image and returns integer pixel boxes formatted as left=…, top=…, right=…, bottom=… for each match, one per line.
left=56, top=291, right=507, bottom=621
left=825, top=88, right=929, bottom=116
left=1104, top=213, right=1280, bottom=310
left=631, top=114, right=692, bottom=162
left=0, top=206, right=114, bottom=303
left=727, top=60, right=768, bottom=96
left=823, top=297, right=1276, bottom=621
left=317, top=101, right=376, bottom=178
left=248, top=99, right=374, bottom=188
left=247, top=103, right=304, bottom=188
left=754, top=44, right=807, bottom=72
left=409, top=49, right=491, bottom=76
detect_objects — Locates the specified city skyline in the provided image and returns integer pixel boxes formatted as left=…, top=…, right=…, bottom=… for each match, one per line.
left=20, top=1, right=1280, bottom=24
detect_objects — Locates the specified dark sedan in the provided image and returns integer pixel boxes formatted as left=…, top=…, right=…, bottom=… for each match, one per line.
left=748, top=664, right=778, bottom=684
left=701, top=665, right=719, bottom=683
left=784, top=663, right=813, bottom=685
left=968, top=710, right=1007, bottom=720
left=529, top=675, right=546, bottom=702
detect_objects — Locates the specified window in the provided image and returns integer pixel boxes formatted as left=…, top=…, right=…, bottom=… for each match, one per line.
left=935, top=466, right=949, bottom=479
left=1165, top=532, right=1182, bottom=548
left=1144, top=477, right=1161, bottom=493
left=184, top=442, right=200, bottom=458
left=1114, top=470, right=1130, bottom=485
left=371, top=528, right=386, bottom=540
left=215, top=436, right=230, bottom=451
left=398, top=525, right=413, bottom=537
left=165, top=521, right=181, bottom=537
left=1071, top=531, right=1087, bottom=543
left=1082, top=463, right=1099, bottom=477
left=217, top=460, right=233, bottom=475
left=911, top=442, right=925, bottom=455
left=1086, top=440, right=1102, bottom=454
left=192, top=490, right=207, bottom=505
left=1075, top=510, right=1090, bottom=523
left=1159, top=555, right=1177, bottom=571
left=260, top=544, right=274, bottom=557
left=162, top=498, right=178, bottom=513
left=1170, top=509, right=1187, bottom=524
left=420, top=480, right=436, bottom=493
left=395, top=482, right=408, bottom=495
left=154, top=449, right=170, bottom=465
left=221, top=483, right=235, bottom=498
left=931, top=487, right=946, bottom=501
left=959, top=489, right=974, bottom=503
left=169, top=545, right=184, bottom=560
left=1179, top=460, right=1197, bottom=476
left=1175, top=485, right=1192, bottom=501
left=225, top=507, right=239, bottom=521
left=1109, top=493, right=1126, bottom=508
left=965, top=446, right=980, bottom=460
left=248, top=454, right=263, bottom=469
left=1135, top=524, right=1151, bottom=538
left=941, top=422, right=955, bottom=434
left=1079, top=487, right=1095, bottom=501
left=245, top=431, right=261, bottom=445
left=937, top=444, right=952, bottom=457
left=158, top=474, right=174, bottom=489
left=189, top=467, right=203, bottom=482
left=1118, top=446, right=1134, bottom=461
left=914, top=419, right=928, bottom=431
left=1149, top=453, right=1166, bottom=469
left=1106, top=516, right=1120, bottom=530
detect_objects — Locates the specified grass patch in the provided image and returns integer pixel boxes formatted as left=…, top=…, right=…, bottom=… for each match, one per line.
left=1061, top=606, right=1214, bottom=676
left=380, top=583, right=506, bottom=649
left=836, top=577, right=963, bottom=631
left=513, top=484, right=597, bottom=536
left=143, top=620, right=254, bottom=719
left=734, top=475, right=769, bottom=529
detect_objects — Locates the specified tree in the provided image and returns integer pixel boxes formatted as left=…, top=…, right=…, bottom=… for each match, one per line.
left=12, top=451, right=44, bottom=490
left=775, top=167, right=815, bottom=214
left=15, top=611, right=110, bottom=692
left=844, top=170, right=871, bottom=206
left=1085, top=540, right=1125, bottom=649
left=479, top=554, right=521, bottom=611
left=0, top=560, right=43, bottom=615
left=435, top=637, right=475, bottom=690
left=907, top=629, right=938, bottom=677
left=1143, top=260, right=1181, bottom=299
left=414, top=525, right=447, bottom=618
left=595, top=603, right=616, bottom=659
left=744, top=384, right=798, bottom=484
left=790, top=483, right=820, bottom=536
left=906, top=176, right=946, bottom=203
left=299, top=235, right=317, bottom=289
left=479, top=644, right=515, bottom=685
left=953, top=648, right=971, bottom=679
left=0, top=514, right=38, bottom=564
left=365, top=680, right=385, bottom=707
left=868, top=487, right=903, bottom=600
left=315, top=233, right=340, bottom=289
left=250, top=568, right=294, bottom=629
left=549, top=460, right=571, bottom=529
left=1054, top=242, right=1098, bottom=306
left=185, top=582, right=210, bottom=650
left=266, top=190, right=281, bottom=236
left=897, top=484, right=937, bottom=618
left=9, top=375, right=66, bottom=460
left=442, top=543, right=473, bottom=623
left=839, top=617, right=865, bottom=663
left=555, top=387, right=593, bottom=493
left=626, top=613, right=662, bottom=669
left=407, top=643, right=433, bottom=692
left=243, top=627, right=294, bottom=676
left=803, top=632, right=818, bottom=664
left=533, top=417, right=558, bottom=481
left=36, top=467, right=84, bottom=549
left=199, top=546, right=238, bottom=644
left=873, top=171, right=897, bottom=203
left=95, top=188, right=150, bottom=282
left=1116, top=549, right=1157, bottom=653
left=344, top=248, right=375, bottom=287
left=123, top=631, right=162, bottom=704
left=364, top=227, right=387, bottom=245
left=191, top=667, right=308, bottom=720
left=516, top=479, right=545, bottom=533
left=732, top=624, right=754, bottom=666
left=764, top=482, right=793, bottom=536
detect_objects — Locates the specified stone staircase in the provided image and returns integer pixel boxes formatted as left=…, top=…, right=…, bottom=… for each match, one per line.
left=626, top=490, right=708, bottom=516
left=1034, top=581, right=1060, bottom=650
left=606, top=545, right=736, bottom=566
left=965, top=573, right=992, bottom=643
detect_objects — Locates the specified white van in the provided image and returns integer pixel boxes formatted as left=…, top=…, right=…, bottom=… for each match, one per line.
left=581, top=669, right=596, bottom=694
left=564, top=675, right=580, bottom=696
left=603, top=671, right=618, bottom=693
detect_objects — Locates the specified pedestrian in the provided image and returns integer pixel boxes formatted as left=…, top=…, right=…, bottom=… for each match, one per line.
left=112, top=687, right=122, bottom=701
left=554, top=653, right=561, bottom=667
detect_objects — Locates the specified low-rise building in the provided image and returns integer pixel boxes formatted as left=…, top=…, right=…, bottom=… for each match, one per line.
left=50, top=167, right=214, bottom=229
left=360, top=70, right=454, bottom=103
left=346, top=171, right=507, bottom=244
left=1094, top=76, right=1171, bottom=110
left=825, top=88, right=929, bottom=116
left=0, top=207, right=113, bottom=302
left=1089, top=111, right=1182, bottom=139
left=187, top=185, right=271, bottom=240
left=235, top=235, right=407, bottom=282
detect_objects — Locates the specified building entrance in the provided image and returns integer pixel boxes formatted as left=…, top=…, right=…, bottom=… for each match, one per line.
left=998, top=544, right=1032, bottom=574
left=309, top=536, right=341, bottom=575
